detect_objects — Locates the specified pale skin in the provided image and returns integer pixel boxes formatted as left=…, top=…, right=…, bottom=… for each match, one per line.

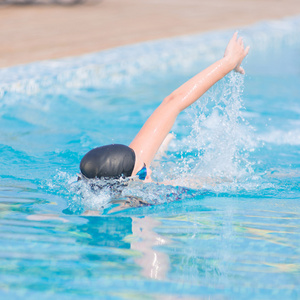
left=129, top=32, right=250, bottom=181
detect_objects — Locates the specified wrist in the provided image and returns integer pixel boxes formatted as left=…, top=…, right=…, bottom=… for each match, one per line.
left=222, top=56, right=236, bottom=71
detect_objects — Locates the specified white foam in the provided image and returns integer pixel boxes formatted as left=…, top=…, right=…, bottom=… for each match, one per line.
left=259, top=129, right=300, bottom=145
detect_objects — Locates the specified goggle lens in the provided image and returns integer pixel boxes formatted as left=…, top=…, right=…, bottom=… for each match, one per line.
left=136, top=163, right=147, bottom=180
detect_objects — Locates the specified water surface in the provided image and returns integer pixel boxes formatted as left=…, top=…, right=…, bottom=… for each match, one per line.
left=0, top=17, right=299, bottom=299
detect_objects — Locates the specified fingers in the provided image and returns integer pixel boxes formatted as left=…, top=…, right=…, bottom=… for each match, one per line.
left=237, top=34, right=250, bottom=58
left=245, top=45, right=250, bottom=55
left=235, top=33, right=249, bottom=50
left=235, top=65, right=245, bottom=75
left=238, top=66, right=245, bottom=75
left=238, top=36, right=243, bottom=46
left=226, top=31, right=250, bottom=74
left=232, top=31, right=238, bottom=41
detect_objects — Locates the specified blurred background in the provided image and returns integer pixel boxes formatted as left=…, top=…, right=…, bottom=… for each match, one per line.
left=1, top=0, right=300, bottom=68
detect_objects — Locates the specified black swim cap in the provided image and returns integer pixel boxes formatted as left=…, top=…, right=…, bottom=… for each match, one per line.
left=80, top=144, right=136, bottom=179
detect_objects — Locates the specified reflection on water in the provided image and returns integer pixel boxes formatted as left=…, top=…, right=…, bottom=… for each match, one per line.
left=131, top=216, right=170, bottom=280
left=0, top=182, right=299, bottom=299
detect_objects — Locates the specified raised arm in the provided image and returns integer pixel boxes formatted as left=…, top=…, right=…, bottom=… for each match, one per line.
left=130, top=32, right=249, bottom=178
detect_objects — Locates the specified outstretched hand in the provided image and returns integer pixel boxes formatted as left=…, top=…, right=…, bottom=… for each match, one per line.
left=224, top=32, right=250, bottom=74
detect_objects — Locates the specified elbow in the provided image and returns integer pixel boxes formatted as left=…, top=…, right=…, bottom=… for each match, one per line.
left=162, top=92, right=183, bottom=113
left=163, top=93, right=176, bottom=104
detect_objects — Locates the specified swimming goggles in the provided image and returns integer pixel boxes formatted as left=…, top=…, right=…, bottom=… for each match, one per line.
left=136, top=163, right=147, bottom=180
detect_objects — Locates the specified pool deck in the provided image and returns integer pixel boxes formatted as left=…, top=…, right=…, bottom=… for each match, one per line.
left=1, top=0, right=300, bottom=68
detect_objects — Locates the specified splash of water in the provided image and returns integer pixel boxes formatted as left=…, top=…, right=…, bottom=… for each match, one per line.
left=172, top=73, right=256, bottom=189
left=67, top=73, right=258, bottom=212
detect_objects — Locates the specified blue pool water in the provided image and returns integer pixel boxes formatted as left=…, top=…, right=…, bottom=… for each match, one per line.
left=0, top=17, right=300, bottom=299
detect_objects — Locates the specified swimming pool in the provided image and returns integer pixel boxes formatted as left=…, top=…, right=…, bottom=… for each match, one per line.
left=0, top=16, right=299, bottom=299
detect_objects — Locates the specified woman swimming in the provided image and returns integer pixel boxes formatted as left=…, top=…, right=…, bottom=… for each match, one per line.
left=80, top=32, right=250, bottom=182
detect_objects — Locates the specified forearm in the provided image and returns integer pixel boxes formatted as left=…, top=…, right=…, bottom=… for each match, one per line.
left=130, top=58, right=234, bottom=169
left=166, top=57, right=234, bottom=112
left=130, top=33, right=249, bottom=175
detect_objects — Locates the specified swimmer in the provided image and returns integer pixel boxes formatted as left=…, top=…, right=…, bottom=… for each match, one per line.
left=80, top=32, right=249, bottom=182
